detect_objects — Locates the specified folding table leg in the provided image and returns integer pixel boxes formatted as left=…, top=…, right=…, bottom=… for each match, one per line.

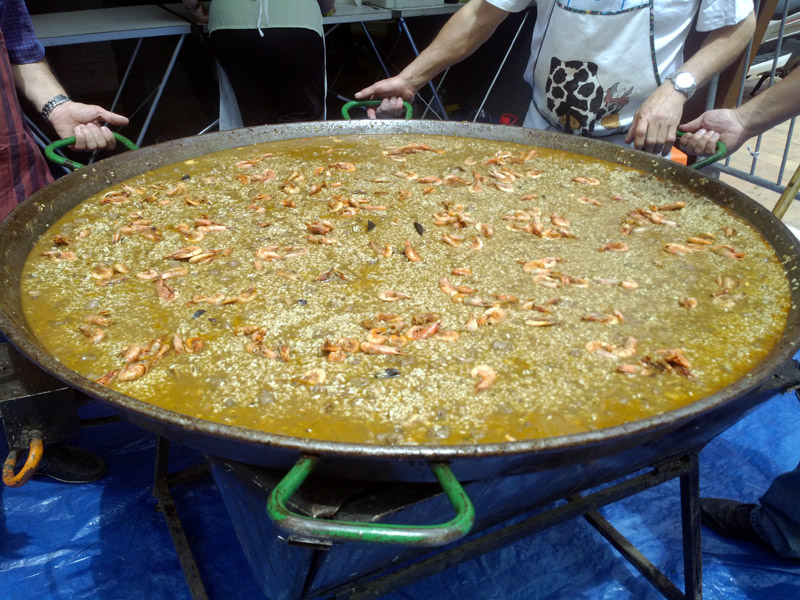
left=397, top=17, right=449, bottom=120
left=471, top=11, right=530, bottom=122
left=137, top=34, right=186, bottom=147
left=360, top=21, right=392, bottom=79
left=680, top=452, right=703, bottom=600
left=111, top=37, right=144, bottom=115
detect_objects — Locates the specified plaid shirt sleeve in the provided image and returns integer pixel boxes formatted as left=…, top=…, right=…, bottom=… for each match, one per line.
left=0, top=0, right=46, bottom=65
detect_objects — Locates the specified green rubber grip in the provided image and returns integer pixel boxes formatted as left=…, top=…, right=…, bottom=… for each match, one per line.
left=267, top=455, right=475, bottom=546
left=44, top=132, right=138, bottom=170
left=675, top=130, right=727, bottom=169
left=342, top=100, right=413, bottom=121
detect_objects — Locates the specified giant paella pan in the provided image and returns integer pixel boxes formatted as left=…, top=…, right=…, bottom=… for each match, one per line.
left=1, top=120, right=799, bottom=502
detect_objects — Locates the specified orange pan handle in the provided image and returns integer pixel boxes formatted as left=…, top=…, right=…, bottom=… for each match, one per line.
left=3, top=432, right=44, bottom=487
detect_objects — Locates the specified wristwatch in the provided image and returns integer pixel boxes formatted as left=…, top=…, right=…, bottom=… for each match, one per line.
left=40, top=94, right=71, bottom=122
left=666, top=71, right=696, bottom=100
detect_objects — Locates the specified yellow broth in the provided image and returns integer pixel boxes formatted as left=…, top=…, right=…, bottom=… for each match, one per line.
left=20, top=134, right=791, bottom=445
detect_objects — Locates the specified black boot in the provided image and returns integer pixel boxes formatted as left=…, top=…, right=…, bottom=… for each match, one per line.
left=700, top=498, right=764, bottom=544
left=35, top=443, right=107, bottom=483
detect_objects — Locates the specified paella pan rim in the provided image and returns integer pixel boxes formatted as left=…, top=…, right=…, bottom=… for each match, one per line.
left=2, top=119, right=799, bottom=462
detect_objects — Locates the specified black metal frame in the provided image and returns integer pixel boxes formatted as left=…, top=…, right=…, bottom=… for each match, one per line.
left=152, top=438, right=702, bottom=600
left=153, top=437, right=212, bottom=600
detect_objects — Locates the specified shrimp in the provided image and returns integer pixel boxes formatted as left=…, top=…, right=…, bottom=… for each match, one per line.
left=377, top=290, right=411, bottom=302
left=301, top=369, right=327, bottom=385
left=163, top=246, right=203, bottom=260
left=585, top=336, right=638, bottom=360
left=476, top=223, right=494, bottom=238
left=664, top=243, right=697, bottom=255
left=306, top=220, right=334, bottom=235
left=478, top=306, right=506, bottom=326
left=83, top=312, right=113, bottom=327
left=525, top=319, right=558, bottom=327
left=369, top=241, right=393, bottom=258
left=599, top=242, right=629, bottom=252
left=441, top=233, right=464, bottom=247
left=79, top=324, right=106, bottom=344
left=404, top=240, right=421, bottom=262
left=711, top=245, right=745, bottom=260
left=406, top=322, right=440, bottom=340
left=439, top=277, right=458, bottom=296
left=360, top=342, right=404, bottom=355
left=184, top=337, right=205, bottom=353
left=471, top=365, right=497, bottom=393
left=117, top=362, right=148, bottom=382
left=96, top=370, right=118, bottom=386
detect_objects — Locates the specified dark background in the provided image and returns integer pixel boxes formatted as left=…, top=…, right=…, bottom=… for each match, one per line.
left=25, top=1, right=535, bottom=150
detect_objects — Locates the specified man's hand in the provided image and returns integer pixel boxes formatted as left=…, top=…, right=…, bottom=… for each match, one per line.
left=355, top=76, right=416, bottom=119
left=625, top=84, right=687, bottom=156
left=680, top=109, right=747, bottom=156
left=48, top=102, right=129, bottom=151
left=183, top=1, right=209, bottom=24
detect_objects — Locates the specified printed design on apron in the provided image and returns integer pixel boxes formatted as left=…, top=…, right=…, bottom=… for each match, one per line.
left=532, top=0, right=659, bottom=137
left=544, top=57, right=634, bottom=134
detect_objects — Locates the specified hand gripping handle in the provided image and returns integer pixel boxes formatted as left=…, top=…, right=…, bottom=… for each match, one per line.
left=44, top=132, right=138, bottom=170
left=341, top=100, right=413, bottom=121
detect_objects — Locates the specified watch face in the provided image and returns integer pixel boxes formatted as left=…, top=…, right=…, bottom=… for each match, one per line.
left=675, top=72, right=695, bottom=89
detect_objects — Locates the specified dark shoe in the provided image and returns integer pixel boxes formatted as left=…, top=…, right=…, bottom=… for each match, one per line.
left=700, top=497, right=763, bottom=543
left=35, top=443, right=107, bottom=483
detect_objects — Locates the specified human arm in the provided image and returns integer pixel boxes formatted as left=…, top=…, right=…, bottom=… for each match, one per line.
left=625, top=11, right=756, bottom=156
left=680, top=66, right=800, bottom=155
left=354, top=0, right=510, bottom=117
left=181, top=0, right=209, bottom=24
left=318, top=0, right=335, bottom=16
left=11, top=59, right=129, bottom=151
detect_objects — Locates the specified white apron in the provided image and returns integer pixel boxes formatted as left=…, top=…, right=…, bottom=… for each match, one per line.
left=528, top=0, right=659, bottom=137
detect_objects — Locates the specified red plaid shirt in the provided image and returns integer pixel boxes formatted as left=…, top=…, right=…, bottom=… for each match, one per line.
left=0, top=0, right=45, bottom=65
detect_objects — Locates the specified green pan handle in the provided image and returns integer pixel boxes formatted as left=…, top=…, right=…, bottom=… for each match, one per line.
left=342, top=100, right=413, bottom=121
left=675, top=130, right=726, bottom=170
left=267, top=455, right=475, bottom=546
left=45, top=132, right=138, bottom=170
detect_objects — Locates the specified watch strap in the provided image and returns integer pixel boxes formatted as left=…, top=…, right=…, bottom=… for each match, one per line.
left=41, top=94, right=71, bottom=122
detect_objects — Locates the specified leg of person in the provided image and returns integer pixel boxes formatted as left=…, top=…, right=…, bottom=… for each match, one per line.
left=751, top=462, right=800, bottom=558
left=211, top=29, right=279, bottom=126
left=701, top=461, right=800, bottom=558
left=264, top=29, right=325, bottom=123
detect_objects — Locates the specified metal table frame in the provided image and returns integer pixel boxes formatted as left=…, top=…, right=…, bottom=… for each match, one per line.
left=321, top=3, right=530, bottom=122
left=153, top=438, right=703, bottom=600
left=30, top=4, right=197, bottom=149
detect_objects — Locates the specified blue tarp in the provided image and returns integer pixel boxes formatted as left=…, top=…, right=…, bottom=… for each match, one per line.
left=1, top=387, right=799, bottom=600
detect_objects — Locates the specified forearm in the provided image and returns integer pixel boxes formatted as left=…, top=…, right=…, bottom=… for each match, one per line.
left=397, top=0, right=509, bottom=92
left=736, top=67, right=800, bottom=137
left=678, top=12, right=756, bottom=87
left=11, top=59, right=68, bottom=114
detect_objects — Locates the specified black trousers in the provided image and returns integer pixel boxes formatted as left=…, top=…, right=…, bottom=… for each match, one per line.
left=211, top=28, right=325, bottom=126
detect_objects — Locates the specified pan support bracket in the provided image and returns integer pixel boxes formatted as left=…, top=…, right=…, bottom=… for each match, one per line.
left=152, top=436, right=212, bottom=600
left=153, top=434, right=703, bottom=600
left=326, top=451, right=702, bottom=600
